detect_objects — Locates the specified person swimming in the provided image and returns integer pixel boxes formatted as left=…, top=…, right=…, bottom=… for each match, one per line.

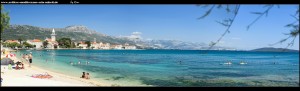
left=78, top=61, right=81, bottom=65
left=86, top=61, right=90, bottom=65
left=221, top=61, right=232, bottom=65
left=70, top=61, right=74, bottom=65
left=240, top=61, right=247, bottom=65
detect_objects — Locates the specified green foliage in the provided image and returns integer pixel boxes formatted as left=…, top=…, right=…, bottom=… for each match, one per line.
left=1, top=4, right=10, bottom=34
left=5, top=42, right=21, bottom=48
left=57, top=38, right=72, bottom=48
left=85, top=41, right=91, bottom=48
left=23, top=41, right=34, bottom=48
left=70, top=42, right=76, bottom=48
left=43, top=40, right=48, bottom=48
left=17, top=38, right=23, bottom=44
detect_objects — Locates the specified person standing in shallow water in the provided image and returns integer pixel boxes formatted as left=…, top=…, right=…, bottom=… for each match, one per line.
left=28, top=53, right=33, bottom=67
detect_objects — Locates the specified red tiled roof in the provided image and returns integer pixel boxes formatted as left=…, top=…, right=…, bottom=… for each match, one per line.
left=32, top=39, right=41, bottom=42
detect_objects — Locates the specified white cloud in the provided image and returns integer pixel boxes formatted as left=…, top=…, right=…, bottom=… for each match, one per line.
left=123, top=32, right=143, bottom=40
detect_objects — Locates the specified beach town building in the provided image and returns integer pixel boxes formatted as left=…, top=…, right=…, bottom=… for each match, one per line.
left=44, top=29, right=59, bottom=49
left=123, top=43, right=136, bottom=49
left=26, top=39, right=43, bottom=49
left=5, top=40, right=20, bottom=44
left=111, top=44, right=123, bottom=49
left=99, top=43, right=110, bottom=49
left=91, top=42, right=99, bottom=49
left=90, top=38, right=100, bottom=49
left=78, top=41, right=88, bottom=49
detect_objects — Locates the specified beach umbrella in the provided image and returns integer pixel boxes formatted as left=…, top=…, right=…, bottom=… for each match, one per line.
left=1, top=58, right=15, bottom=65
left=8, top=53, right=16, bottom=57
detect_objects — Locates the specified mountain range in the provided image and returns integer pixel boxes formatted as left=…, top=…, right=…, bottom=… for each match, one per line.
left=2, top=24, right=232, bottom=50
left=3, top=24, right=295, bottom=51
left=1, top=25, right=136, bottom=45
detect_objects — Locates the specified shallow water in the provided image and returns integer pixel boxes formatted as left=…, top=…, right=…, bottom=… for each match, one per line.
left=15, top=50, right=299, bottom=87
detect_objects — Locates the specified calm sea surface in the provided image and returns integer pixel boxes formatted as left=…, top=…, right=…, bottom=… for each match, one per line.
left=16, top=50, right=299, bottom=87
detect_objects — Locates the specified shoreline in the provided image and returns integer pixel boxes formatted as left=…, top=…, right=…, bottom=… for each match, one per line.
left=1, top=53, right=113, bottom=86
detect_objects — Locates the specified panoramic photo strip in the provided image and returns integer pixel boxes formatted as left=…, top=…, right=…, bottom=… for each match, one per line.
left=0, top=4, right=299, bottom=87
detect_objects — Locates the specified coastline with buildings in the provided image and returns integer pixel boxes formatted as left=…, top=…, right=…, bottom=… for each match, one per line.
left=1, top=28, right=137, bottom=50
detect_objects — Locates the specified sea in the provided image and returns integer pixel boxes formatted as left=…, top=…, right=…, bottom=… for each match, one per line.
left=15, top=49, right=299, bottom=87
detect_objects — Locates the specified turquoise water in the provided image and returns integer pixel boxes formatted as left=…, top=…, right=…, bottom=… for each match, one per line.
left=15, top=50, right=299, bottom=87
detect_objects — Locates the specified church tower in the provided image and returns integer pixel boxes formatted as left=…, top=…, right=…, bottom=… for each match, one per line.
left=51, top=28, right=56, bottom=41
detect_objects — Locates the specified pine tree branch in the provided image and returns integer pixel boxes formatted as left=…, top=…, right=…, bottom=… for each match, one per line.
left=247, top=5, right=274, bottom=30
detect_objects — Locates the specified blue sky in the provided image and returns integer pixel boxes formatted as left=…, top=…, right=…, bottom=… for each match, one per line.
left=4, top=4, right=299, bottom=50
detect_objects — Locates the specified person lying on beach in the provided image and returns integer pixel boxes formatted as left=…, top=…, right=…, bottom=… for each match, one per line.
left=31, top=73, right=53, bottom=79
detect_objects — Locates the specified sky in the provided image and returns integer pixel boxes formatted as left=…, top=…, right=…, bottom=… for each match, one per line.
left=4, top=4, right=299, bottom=50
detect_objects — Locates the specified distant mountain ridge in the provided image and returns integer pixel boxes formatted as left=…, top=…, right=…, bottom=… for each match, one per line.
left=135, top=39, right=235, bottom=50
left=251, top=47, right=299, bottom=52
left=2, top=24, right=236, bottom=50
left=1, top=24, right=135, bottom=45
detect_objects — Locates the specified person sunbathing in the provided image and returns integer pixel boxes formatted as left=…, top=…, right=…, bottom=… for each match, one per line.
left=31, top=73, right=53, bottom=79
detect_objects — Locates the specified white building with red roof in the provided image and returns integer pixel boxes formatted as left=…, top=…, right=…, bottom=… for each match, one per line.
left=26, top=39, right=43, bottom=49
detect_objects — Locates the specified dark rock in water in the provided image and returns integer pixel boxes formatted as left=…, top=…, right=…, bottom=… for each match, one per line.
left=139, top=77, right=251, bottom=87
left=105, top=78, right=110, bottom=80
left=112, top=76, right=125, bottom=80
left=203, top=72, right=258, bottom=77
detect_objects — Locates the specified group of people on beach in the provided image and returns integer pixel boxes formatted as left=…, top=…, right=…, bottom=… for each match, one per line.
left=15, top=61, right=25, bottom=70
left=80, top=72, right=90, bottom=79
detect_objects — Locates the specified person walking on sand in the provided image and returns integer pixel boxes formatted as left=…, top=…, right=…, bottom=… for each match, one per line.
left=28, top=53, right=33, bottom=67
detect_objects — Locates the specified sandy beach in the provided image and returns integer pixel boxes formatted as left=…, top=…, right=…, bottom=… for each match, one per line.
left=1, top=49, right=111, bottom=87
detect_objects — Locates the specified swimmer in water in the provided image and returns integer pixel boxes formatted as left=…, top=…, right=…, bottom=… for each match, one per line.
left=78, top=61, right=81, bottom=64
